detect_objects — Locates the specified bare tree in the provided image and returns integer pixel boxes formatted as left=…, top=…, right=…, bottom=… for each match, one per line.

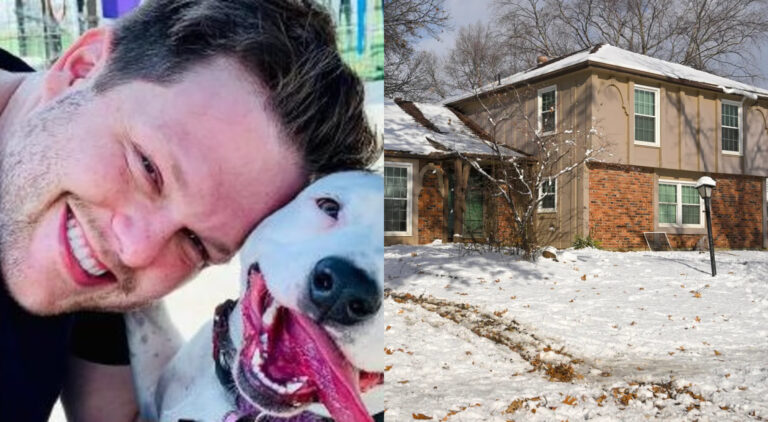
left=384, top=0, right=450, bottom=99
left=673, top=0, right=768, bottom=80
left=449, top=87, right=603, bottom=261
left=494, top=0, right=768, bottom=82
left=443, top=22, right=513, bottom=94
left=385, top=50, right=448, bottom=101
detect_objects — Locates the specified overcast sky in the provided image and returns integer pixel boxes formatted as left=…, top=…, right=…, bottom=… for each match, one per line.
left=417, top=0, right=768, bottom=89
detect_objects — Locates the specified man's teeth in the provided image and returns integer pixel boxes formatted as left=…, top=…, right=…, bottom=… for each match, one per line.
left=67, top=215, right=108, bottom=277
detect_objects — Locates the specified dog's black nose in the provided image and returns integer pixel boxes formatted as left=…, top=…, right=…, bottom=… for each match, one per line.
left=309, top=257, right=381, bottom=326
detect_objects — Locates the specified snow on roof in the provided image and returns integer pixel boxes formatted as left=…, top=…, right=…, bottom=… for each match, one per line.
left=384, top=99, right=443, bottom=156
left=415, top=102, right=520, bottom=156
left=445, top=44, right=768, bottom=104
left=385, top=99, right=523, bottom=157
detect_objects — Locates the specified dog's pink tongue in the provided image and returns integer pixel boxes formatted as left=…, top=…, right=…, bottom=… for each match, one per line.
left=283, top=312, right=373, bottom=422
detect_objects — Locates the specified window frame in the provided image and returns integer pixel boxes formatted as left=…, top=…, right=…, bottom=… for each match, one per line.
left=633, top=84, right=661, bottom=147
left=384, top=161, right=413, bottom=236
left=538, top=178, right=557, bottom=213
left=721, top=99, right=743, bottom=156
left=658, top=180, right=705, bottom=229
left=537, top=85, right=557, bottom=135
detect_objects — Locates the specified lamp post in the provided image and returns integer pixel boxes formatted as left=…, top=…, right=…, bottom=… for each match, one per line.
left=696, top=176, right=717, bottom=276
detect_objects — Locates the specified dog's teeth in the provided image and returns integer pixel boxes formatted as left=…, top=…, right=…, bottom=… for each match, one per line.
left=260, top=333, right=268, bottom=349
left=255, top=367, right=288, bottom=394
left=251, top=351, right=262, bottom=369
left=262, top=301, right=278, bottom=326
left=285, top=380, right=304, bottom=394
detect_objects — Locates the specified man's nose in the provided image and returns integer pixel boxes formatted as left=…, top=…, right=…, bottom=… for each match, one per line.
left=111, top=208, right=175, bottom=268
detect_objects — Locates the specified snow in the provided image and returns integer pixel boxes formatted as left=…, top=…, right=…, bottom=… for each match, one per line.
left=383, top=244, right=768, bottom=421
left=445, top=44, right=768, bottom=105
left=413, top=102, right=521, bottom=157
left=384, top=99, right=524, bottom=158
left=384, top=99, right=443, bottom=156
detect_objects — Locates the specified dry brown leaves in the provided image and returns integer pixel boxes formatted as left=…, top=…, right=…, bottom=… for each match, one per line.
left=439, top=403, right=481, bottom=421
left=596, top=394, right=607, bottom=407
left=545, top=363, right=579, bottom=382
left=611, top=387, right=637, bottom=406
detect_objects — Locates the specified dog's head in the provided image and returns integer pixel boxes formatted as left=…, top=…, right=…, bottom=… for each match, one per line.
left=219, top=171, right=384, bottom=420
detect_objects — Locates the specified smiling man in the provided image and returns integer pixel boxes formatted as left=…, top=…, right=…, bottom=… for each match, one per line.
left=0, top=0, right=377, bottom=421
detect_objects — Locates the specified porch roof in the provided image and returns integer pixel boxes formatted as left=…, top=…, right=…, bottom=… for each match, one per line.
left=384, top=99, right=524, bottom=158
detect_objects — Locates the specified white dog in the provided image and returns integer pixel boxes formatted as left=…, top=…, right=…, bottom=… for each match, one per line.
left=125, top=171, right=384, bottom=422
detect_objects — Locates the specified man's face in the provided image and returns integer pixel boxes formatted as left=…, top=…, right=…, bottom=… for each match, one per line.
left=0, top=58, right=307, bottom=315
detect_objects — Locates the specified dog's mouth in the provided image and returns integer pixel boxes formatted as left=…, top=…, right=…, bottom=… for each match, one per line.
left=220, top=264, right=382, bottom=421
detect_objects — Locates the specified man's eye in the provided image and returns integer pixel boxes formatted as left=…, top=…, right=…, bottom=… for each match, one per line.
left=183, top=228, right=209, bottom=263
left=139, top=151, right=162, bottom=190
left=316, top=197, right=340, bottom=220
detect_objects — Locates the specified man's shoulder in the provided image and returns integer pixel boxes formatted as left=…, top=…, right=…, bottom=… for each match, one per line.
left=0, top=48, right=35, bottom=73
left=0, top=281, right=75, bottom=422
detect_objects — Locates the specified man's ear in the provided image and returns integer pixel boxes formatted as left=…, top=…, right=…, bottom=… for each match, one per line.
left=42, top=26, right=113, bottom=102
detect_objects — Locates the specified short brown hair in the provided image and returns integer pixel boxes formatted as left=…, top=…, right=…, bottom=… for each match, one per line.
left=95, top=0, right=378, bottom=175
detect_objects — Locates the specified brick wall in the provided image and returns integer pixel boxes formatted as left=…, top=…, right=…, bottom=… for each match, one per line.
left=704, top=175, right=763, bottom=249
left=588, top=163, right=655, bottom=249
left=588, top=162, right=764, bottom=250
left=418, top=166, right=444, bottom=244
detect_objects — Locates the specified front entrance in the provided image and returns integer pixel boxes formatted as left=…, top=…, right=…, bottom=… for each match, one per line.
left=445, top=167, right=484, bottom=241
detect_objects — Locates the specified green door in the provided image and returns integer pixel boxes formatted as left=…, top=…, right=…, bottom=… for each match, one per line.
left=464, top=172, right=484, bottom=237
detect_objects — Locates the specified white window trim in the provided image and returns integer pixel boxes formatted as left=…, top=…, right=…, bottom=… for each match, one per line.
left=658, top=180, right=705, bottom=229
left=538, top=178, right=557, bottom=213
left=537, top=85, right=557, bottom=135
left=721, top=99, right=743, bottom=156
left=633, top=84, right=661, bottom=147
left=384, top=161, right=413, bottom=236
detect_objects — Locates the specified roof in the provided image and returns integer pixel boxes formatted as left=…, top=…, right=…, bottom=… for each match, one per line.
left=384, top=99, right=443, bottom=156
left=384, top=99, right=524, bottom=158
left=445, top=44, right=768, bottom=105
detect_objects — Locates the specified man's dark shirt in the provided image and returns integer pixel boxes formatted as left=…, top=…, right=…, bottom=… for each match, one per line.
left=0, top=50, right=128, bottom=422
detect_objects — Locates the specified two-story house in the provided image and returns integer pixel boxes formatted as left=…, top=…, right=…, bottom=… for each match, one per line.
left=388, top=44, right=768, bottom=250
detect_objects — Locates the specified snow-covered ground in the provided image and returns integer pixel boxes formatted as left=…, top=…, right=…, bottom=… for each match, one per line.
left=383, top=244, right=768, bottom=421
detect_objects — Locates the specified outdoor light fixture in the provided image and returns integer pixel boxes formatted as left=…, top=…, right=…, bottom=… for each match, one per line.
left=695, top=176, right=717, bottom=276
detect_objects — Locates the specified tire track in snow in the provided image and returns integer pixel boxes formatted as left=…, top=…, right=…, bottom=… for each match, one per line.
left=387, top=290, right=597, bottom=382
left=387, top=290, right=766, bottom=420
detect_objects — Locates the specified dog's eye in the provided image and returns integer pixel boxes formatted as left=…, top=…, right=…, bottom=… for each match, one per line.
left=316, top=197, right=340, bottom=220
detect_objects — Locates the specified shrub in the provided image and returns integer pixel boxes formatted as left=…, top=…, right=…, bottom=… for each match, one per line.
left=573, top=235, right=602, bottom=249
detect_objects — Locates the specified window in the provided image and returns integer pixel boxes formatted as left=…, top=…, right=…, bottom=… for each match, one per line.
left=721, top=100, right=742, bottom=154
left=658, top=181, right=703, bottom=227
left=384, top=162, right=412, bottom=235
left=538, top=85, right=557, bottom=134
left=539, top=179, right=557, bottom=212
left=634, top=85, right=660, bottom=146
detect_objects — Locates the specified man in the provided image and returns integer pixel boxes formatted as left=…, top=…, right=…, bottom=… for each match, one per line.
left=0, top=0, right=377, bottom=420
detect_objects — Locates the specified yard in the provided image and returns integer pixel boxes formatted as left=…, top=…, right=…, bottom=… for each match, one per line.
left=383, top=244, right=768, bottom=421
